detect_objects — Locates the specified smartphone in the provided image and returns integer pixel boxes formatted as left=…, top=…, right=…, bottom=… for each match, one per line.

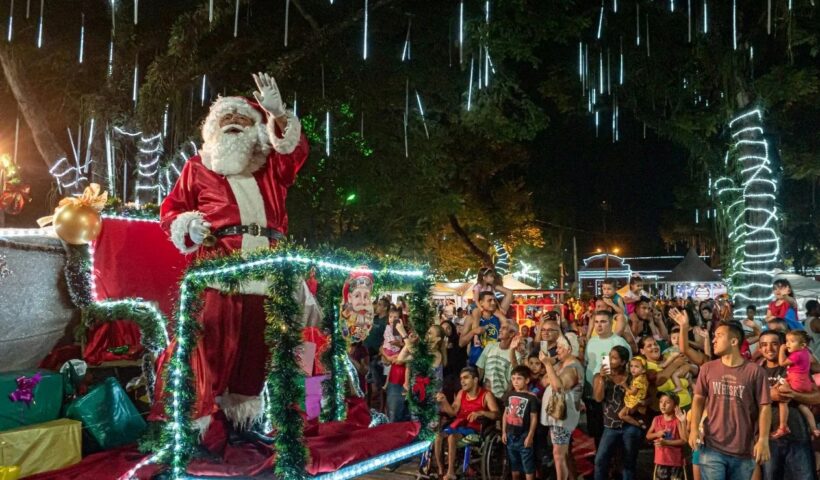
left=601, top=354, right=611, bottom=374
left=540, top=341, right=549, bottom=353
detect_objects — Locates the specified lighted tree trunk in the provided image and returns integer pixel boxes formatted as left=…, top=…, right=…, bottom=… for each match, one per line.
left=726, top=108, right=780, bottom=313
left=0, top=46, right=73, bottom=193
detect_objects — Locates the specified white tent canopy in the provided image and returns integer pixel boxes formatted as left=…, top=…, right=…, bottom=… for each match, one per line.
left=461, top=274, right=535, bottom=300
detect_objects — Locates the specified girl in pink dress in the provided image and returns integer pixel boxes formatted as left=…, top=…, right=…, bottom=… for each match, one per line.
left=772, top=330, right=820, bottom=438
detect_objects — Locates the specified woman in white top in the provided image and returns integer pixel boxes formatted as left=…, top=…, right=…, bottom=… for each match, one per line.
left=540, top=335, right=584, bottom=480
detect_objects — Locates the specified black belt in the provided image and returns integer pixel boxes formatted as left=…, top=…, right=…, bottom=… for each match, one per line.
left=213, top=223, right=284, bottom=240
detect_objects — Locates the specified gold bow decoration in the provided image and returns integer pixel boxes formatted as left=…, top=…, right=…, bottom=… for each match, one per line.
left=37, top=184, right=108, bottom=245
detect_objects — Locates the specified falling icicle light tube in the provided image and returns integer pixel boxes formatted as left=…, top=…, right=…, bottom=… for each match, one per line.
left=107, top=38, right=114, bottom=76
left=703, top=0, right=708, bottom=34
left=732, top=0, right=737, bottom=50
left=458, top=0, right=464, bottom=65
left=233, top=0, right=239, bottom=37
left=79, top=14, right=85, bottom=63
left=283, top=0, right=290, bottom=46
left=415, top=91, right=430, bottom=139
left=596, top=1, right=604, bottom=39
left=325, top=111, right=331, bottom=157
left=36, top=0, right=43, bottom=47
left=200, top=74, right=207, bottom=106
left=362, top=0, right=368, bottom=60
left=8, top=0, right=14, bottom=43
left=466, top=57, right=474, bottom=111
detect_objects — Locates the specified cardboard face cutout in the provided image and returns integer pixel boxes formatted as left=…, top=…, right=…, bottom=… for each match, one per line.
left=341, top=268, right=374, bottom=342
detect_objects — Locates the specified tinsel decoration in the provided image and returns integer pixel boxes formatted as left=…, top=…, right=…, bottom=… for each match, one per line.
left=0, top=254, right=11, bottom=280
left=263, top=264, right=309, bottom=480
left=319, top=302, right=347, bottom=422
left=64, top=243, right=94, bottom=308
left=77, top=299, right=169, bottom=354
left=404, top=278, right=437, bottom=439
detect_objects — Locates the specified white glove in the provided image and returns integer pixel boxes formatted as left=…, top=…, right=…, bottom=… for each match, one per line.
left=252, top=72, right=286, bottom=118
left=188, top=218, right=211, bottom=245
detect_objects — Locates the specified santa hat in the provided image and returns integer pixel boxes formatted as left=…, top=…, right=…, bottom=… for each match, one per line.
left=342, top=267, right=374, bottom=304
left=201, top=96, right=272, bottom=153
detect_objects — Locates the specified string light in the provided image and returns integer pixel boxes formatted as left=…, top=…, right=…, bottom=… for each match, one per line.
left=310, top=441, right=432, bottom=480
left=718, top=108, right=780, bottom=313
left=596, top=1, right=604, bottom=39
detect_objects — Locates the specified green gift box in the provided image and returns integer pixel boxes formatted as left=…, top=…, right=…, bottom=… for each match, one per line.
left=0, top=370, right=63, bottom=432
left=65, top=377, right=146, bottom=451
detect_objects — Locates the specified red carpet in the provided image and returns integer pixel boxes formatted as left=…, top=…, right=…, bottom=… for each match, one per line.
left=27, top=399, right=419, bottom=479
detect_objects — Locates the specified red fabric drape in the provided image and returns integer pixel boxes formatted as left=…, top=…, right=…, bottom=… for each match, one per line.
left=92, top=218, right=190, bottom=317
left=82, top=320, right=144, bottom=365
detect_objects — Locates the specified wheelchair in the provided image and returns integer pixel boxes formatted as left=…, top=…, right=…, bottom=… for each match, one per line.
left=417, top=417, right=509, bottom=480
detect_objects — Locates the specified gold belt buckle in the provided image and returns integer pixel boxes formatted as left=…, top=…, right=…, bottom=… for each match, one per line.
left=248, top=223, right=261, bottom=236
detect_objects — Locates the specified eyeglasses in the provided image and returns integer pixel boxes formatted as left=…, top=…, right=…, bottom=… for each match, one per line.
left=544, top=329, right=560, bottom=333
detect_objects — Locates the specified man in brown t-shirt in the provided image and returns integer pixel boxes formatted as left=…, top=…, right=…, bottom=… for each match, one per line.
left=691, top=321, right=771, bottom=480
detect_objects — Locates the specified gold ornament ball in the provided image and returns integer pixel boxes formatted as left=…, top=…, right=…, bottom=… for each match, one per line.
left=53, top=204, right=102, bottom=245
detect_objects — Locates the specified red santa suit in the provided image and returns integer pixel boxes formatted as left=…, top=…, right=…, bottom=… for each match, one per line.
left=150, top=96, right=308, bottom=433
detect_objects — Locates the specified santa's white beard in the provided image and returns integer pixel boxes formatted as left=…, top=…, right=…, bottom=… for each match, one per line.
left=201, top=124, right=266, bottom=176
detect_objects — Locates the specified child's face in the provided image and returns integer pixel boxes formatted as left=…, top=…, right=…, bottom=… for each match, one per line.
left=630, top=281, right=643, bottom=293
left=670, top=332, right=679, bottom=346
left=659, top=395, right=676, bottom=414
left=511, top=373, right=528, bottom=391
left=388, top=311, right=400, bottom=323
left=527, top=357, right=543, bottom=376
left=601, top=284, right=614, bottom=298
left=786, top=334, right=804, bottom=353
left=629, top=360, right=646, bottom=377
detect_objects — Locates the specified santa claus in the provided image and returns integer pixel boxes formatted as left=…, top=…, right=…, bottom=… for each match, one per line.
left=152, top=72, right=308, bottom=437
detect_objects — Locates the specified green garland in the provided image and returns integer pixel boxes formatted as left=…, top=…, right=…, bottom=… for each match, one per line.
left=319, top=302, right=348, bottom=422
left=102, top=199, right=160, bottom=220
left=405, top=278, right=437, bottom=440
left=64, top=243, right=94, bottom=308
left=263, top=264, right=309, bottom=480
left=76, top=299, right=170, bottom=354
left=154, top=242, right=429, bottom=478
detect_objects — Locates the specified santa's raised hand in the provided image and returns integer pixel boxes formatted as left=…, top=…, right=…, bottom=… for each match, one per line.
left=252, top=72, right=286, bottom=118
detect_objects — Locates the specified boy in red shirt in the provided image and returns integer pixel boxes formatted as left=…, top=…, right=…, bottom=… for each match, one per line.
left=646, top=392, right=688, bottom=480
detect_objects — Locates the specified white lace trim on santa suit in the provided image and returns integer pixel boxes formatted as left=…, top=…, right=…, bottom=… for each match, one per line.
left=169, top=211, right=205, bottom=254
left=220, top=392, right=265, bottom=432
left=267, top=111, right=301, bottom=155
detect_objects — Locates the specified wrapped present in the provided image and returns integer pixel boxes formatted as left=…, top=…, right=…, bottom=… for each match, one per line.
left=65, top=377, right=146, bottom=450
left=0, top=419, right=81, bottom=477
left=298, top=342, right=317, bottom=376
left=0, top=370, right=63, bottom=432
left=0, top=466, right=21, bottom=480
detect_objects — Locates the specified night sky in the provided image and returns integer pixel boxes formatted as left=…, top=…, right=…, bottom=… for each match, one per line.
left=528, top=108, right=688, bottom=258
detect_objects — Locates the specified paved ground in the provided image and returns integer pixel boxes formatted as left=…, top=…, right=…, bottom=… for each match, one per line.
left=359, top=445, right=658, bottom=480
